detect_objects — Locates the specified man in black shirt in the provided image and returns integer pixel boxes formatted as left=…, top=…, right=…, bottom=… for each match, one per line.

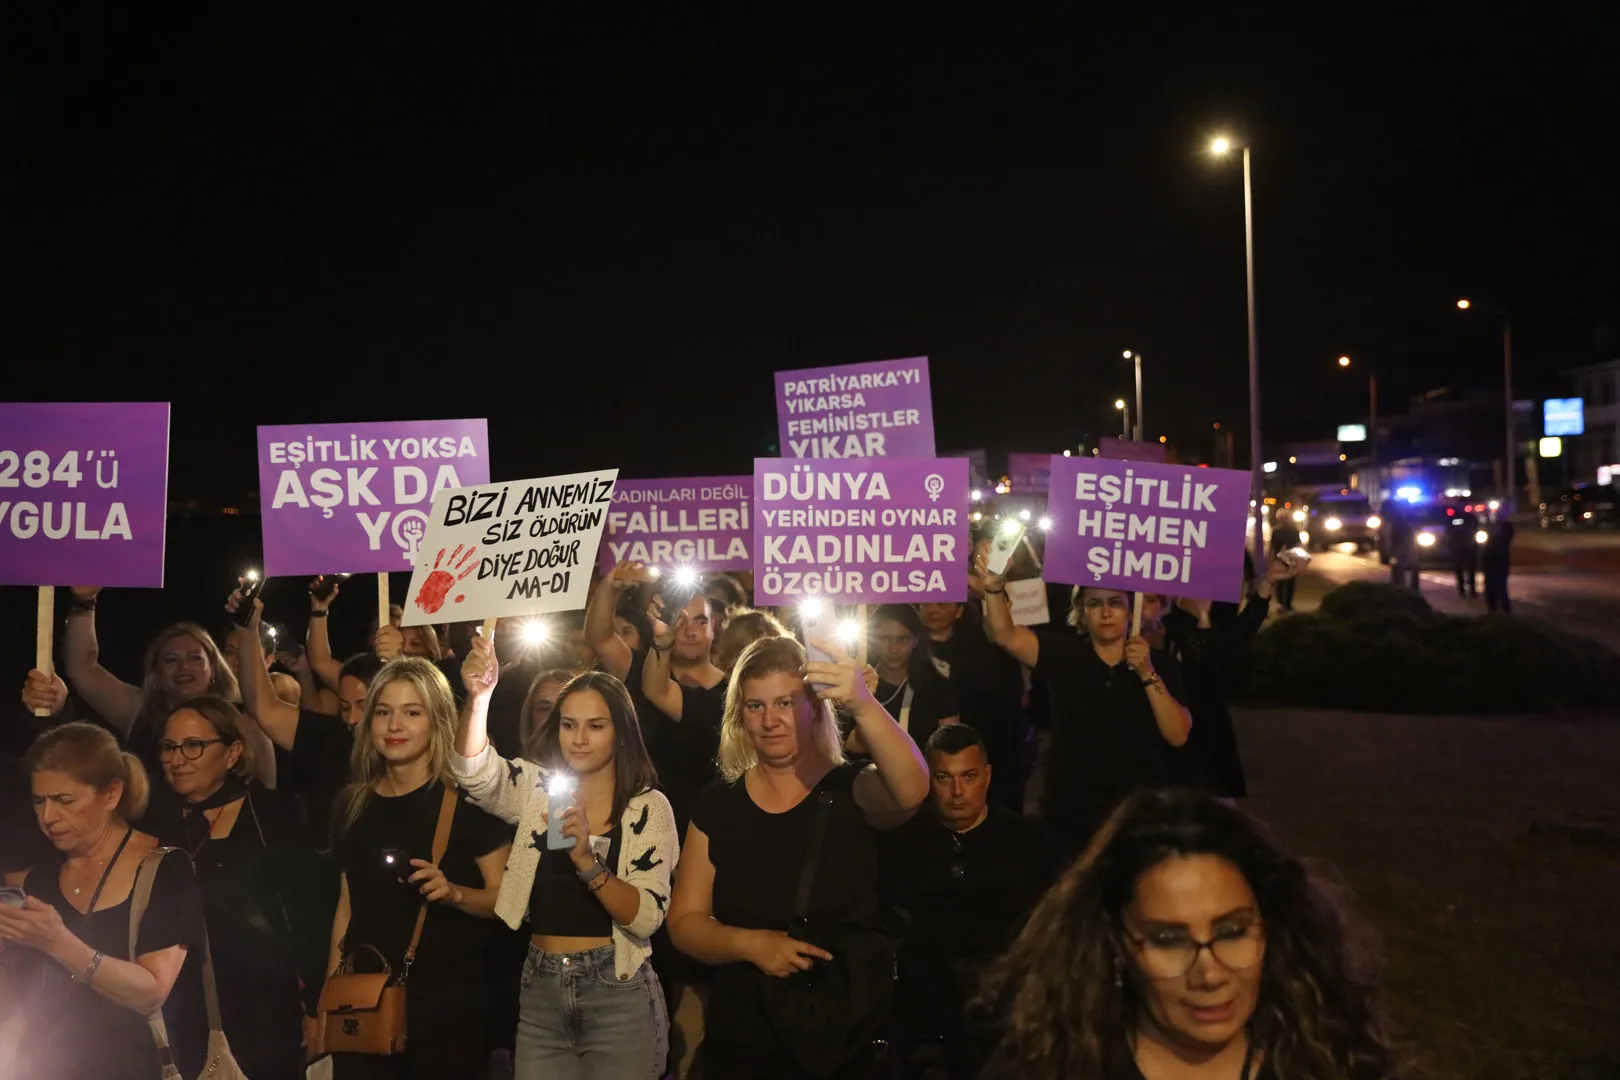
left=981, top=572, right=1192, bottom=856
left=881, top=725, right=1056, bottom=1079
left=917, top=601, right=1030, bottom=810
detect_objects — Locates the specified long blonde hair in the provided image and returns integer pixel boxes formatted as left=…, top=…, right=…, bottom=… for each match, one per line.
left=138, top=623, right=240, bottom=731
left=333, top=657, right=459, bottom=841
left=717, top=636, right=845, bottom=782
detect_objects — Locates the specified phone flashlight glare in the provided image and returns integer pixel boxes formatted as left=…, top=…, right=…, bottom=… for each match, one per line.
left=547, top=773, right=576, bottom=797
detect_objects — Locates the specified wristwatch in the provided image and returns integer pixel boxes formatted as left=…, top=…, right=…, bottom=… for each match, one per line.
left=1140, top=673, right=1163, bottom=690
left=576, top=858, right=609, bottom=885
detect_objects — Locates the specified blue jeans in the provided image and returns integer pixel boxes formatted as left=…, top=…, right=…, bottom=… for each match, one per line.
left=514, top=944, right=668, bottom=1080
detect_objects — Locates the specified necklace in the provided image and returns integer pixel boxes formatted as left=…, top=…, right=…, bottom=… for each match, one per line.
left=878, top=678, right=909, bottom=710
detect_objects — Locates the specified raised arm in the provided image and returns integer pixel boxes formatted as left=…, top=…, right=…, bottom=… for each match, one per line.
left=61, top=588, right=142, bottom=735
left=586, top=561, right=654, bottom=682
left=305, top=577, right=344, bottom=693
left=456, top=632, right=499, bottom=758
left=1124, top=637, right=1192, bottom=748
left=449, top=633, right=532, bottom=825
left=806, top=641, right=928, bottom=829
left=979, top=574, right=1040, bottom=669
left=640, top=609, right=684, bottom=721
left=238, top=600, right=302, bottom=753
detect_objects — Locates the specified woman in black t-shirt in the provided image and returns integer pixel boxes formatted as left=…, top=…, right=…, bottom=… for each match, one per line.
left=669, top=635, right=930, bottom=1079
left=1, top=723, right=207, bottom=1080
left=321, top=658, right=512, bottom=1080
left=860, top=604, right=959, bottom=754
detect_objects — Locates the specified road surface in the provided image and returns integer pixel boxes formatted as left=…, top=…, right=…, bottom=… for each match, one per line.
left=1292, top=528, right=1620, bottom=653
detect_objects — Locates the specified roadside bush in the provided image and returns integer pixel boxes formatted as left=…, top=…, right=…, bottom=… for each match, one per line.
left=1247, top=583, right=1620, bottom=714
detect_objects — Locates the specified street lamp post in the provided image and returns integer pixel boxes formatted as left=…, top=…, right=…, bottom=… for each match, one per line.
left=1124, top=350, right=1144, bottom=443
left=1457, top=299, right=1515, bottom=510
left=1338, top=356, right=1380, bottom=506
left=1114, top=398, right=1130, bottom=440
left=1211, top=136, right=1265, bottom=572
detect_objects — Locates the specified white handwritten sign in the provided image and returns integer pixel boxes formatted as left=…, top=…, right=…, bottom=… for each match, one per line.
left=399, top=469, right=617, bottom=626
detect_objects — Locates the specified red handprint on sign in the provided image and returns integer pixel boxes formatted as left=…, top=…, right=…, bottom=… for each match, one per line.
left=414, top=545, right=477, bottom=615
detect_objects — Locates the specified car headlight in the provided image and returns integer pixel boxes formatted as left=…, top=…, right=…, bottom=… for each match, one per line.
left=1324, top=517, right=1342, bottom=531
left=1416, top=532, right=1437, bottom=547
left=1475, top=530, right=1488, bottom=544
left=1366, top=514, right=1381, bottom=530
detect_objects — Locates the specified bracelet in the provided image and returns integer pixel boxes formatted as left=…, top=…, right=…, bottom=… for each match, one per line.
left=588, top=872, right=613, bottom=894
left=68, top=598, right=97, bottom=615
left=1141, top=673, right=1163, bottom=690
left=650, top=643, right=673, bottom=654
left=984, top=587, right=1006, bottom=596
left=308, top=609, right=329, bottom=619
left=77, top=950, right=105, bottom=984
left=576, top=858, right=609, bottom=884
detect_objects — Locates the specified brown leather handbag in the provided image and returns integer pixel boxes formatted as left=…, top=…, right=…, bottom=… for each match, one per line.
left=317, top=785, right=456, bottom=1057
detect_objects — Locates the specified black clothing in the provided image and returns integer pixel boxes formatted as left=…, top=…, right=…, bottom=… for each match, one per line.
left=148, top=782, right=329, bottom=1079
left=873, top=663, right=957, bottom=754
left=18, top=845, right=208, bottom=1080
left=628, top=648, right=727, bottom=836
left=880, top=807, right=1056, bottom=1080
left=527, top=826, right=620, bottom=936
left=927, top=619, right=1032, bottom=810
left=333, top=780, right=513, bottom=1079
left=691, top=762, right=883, bottom=1069
left=284, top=709, right=357, bottom=851
left=1160, top=595, right=1269, bottom=797
left=1031, top=634, right=1186, bottom=852
left=1483, top=519, right=1514, bottom=613
left=980, top=1042, right=1270, bottom=1080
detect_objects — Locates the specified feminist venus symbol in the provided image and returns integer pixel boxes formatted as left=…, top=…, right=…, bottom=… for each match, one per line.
left=413, top=545, right=477, bottom=615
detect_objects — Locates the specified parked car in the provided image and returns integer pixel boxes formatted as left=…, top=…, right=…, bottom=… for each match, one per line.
left=1540, top=484, right=1620, bottom=529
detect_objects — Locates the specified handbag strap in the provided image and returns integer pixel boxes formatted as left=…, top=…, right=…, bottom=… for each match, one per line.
left=791, top=790, right=836, bottom=922
left=129, top=847, right=228, bottom=1035
left=402, top=784, right=458, bottom=970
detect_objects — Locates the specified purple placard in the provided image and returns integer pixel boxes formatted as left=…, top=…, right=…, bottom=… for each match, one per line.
left=1006, top=452, right=1054, bottom=494
left=1098, top=437, right=1168, bottom=463
left=0, top=403, right=170, bottom=587
left=1043, top=458, right=1251, bottom=603
left=257, top=419, right=490, bottom=577
left=599, top=476, right=752, bottom=573
left=775, top=357, right=935, bottom=459
left=754, top=457, right=968, bottom=604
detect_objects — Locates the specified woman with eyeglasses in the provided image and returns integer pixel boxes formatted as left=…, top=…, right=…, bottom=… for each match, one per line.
left=144, top=697, right=328, bottom=1079
left=979, top=789, right=1401, bottom=1080
left=981, top=564, right=1192, bottom=857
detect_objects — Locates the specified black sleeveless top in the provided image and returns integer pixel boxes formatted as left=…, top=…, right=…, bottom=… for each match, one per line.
left=528, top=826, right=622, bottom=937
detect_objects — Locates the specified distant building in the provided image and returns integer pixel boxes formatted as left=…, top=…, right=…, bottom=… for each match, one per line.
left=1564, top=359, right=1620, bottom=483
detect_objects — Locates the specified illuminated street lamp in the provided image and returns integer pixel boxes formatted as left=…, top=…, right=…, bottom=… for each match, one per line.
left=1114, top=398, right=1129, bottom=439
left=1210, top=134, right=1265, bottom=570
left=1123, top=350, right=1144, bottom=442
left=1336, top=355, right=1380, bottom=507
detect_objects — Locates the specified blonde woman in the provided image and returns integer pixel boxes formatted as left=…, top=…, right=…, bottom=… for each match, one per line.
left=321, top=658, right=512, bottom=1080
left=668, top=635, right=929, bottom=1078
left=1, top=724, right=207, bottom=1080
left=60, top=587, right=274, bottom=788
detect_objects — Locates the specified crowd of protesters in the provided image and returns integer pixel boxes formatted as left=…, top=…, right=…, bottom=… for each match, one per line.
left=0, top=534, right=1404, bottom=1080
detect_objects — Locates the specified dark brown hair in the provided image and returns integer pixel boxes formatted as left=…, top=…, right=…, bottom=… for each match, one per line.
left=526, top=671, right=658, bottom=826
left=979, top=789, right=1399, bottom=1080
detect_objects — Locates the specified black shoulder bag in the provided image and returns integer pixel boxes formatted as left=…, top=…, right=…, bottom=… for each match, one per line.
left=760, top=790, right=897, bottom=1079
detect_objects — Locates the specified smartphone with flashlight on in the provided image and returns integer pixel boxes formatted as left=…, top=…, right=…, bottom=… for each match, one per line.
left=799, top=599, right=841, bottom=688
left=985, top=519, right=1027, bottom=576
left=232, top=570, right=267, bottom=627
left=546, top=774, right=578, bottom=851
left=309, top=574, right=346, bottom=603
left=379, top=848, right=412, bottom=883
left=655, top=568, right=703, bottom=624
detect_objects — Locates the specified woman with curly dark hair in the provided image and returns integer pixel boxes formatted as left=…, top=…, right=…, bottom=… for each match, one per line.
left=979, top=789, right=1399, bottom=1080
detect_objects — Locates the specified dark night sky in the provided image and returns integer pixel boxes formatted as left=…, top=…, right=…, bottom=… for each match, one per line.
left=6, top=5, right=1619, bottom=499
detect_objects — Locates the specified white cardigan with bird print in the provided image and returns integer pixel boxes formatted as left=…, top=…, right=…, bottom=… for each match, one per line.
left=450, top=743, right=679, bottom=982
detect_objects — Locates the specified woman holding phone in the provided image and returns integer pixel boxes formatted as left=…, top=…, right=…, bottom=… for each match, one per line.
left=455, top=633, right=678, bottom=1080
left=667, top=635, right=929, bottom=1078
left=321, top=658, right=511, bottom=1080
